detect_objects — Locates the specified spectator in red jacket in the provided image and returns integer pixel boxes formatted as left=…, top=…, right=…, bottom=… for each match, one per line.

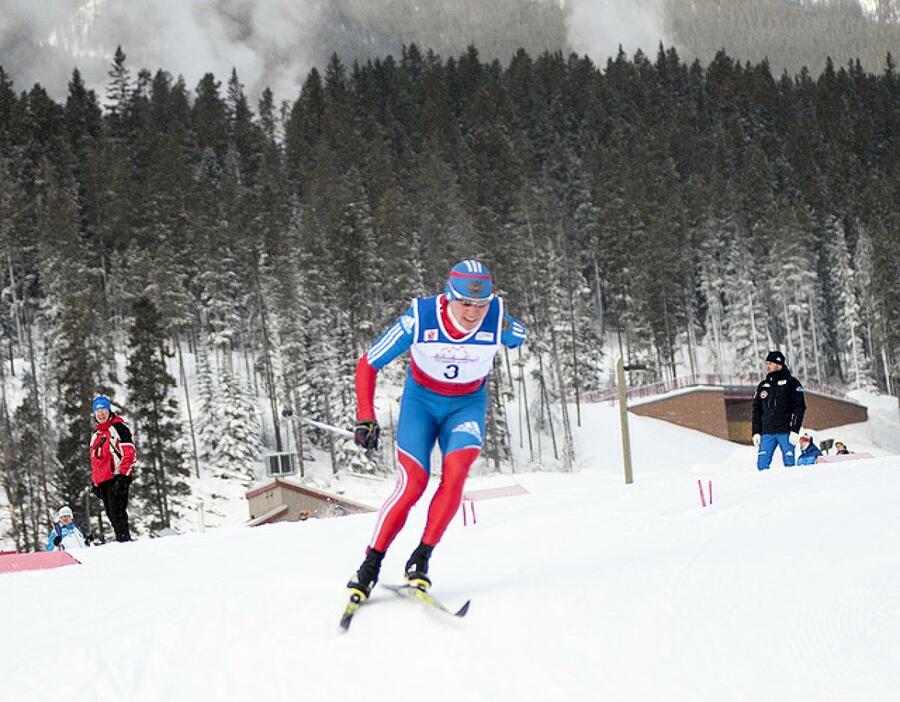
left=90, top=395, right=136, bottom=542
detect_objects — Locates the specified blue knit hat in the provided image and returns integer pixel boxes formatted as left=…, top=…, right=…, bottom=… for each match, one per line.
left=445, top=260, right=493, bottom=301
left=92, top=395, right=112, bottom=412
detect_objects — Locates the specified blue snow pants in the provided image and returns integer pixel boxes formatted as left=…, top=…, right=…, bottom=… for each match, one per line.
left=757, top=433, right=795, bottom=470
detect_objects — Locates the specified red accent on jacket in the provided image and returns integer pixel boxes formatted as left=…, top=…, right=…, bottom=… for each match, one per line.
left=90, top=415, right=136, bottom=486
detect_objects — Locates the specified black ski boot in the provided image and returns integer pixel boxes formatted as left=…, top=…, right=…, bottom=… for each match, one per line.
left=347, top=548, right=385, bottom=600
left=404, top=542, right=434, bottom=589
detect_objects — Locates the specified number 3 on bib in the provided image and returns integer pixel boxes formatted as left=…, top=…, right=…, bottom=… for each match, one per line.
left=443, top=364, right=459, bottom=379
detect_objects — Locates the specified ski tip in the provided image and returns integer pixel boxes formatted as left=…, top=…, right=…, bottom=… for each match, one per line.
left=454, top=600, right=471, bottom=618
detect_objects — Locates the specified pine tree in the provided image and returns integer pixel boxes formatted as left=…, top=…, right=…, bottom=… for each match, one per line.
left=5, top=381, right=48, bottom=551
left=214, top=357, right=260, bottom=481
left=39, top=176, right=108, bottom=527
left=194, top=339, right=219, bottom=465
left=820, top=215, right=873, bottom=387
left=125, top=297, right=190, bottom=531
left=105, top=46, right=131, bottom=137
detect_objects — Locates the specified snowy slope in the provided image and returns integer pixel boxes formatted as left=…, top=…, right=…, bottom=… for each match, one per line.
left=2, top=398, right=899, bottom=702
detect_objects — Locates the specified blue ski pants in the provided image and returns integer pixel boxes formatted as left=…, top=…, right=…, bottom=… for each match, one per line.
left=757, top=432, right=795, bottom=470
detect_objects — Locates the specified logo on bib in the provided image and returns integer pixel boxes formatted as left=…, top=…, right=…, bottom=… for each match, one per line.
left=424, top=329, right=438, bottom=341
left=475, top=331, right=494, bottom=342
left=433, top=345, right=477, bottom=364
left=452, top=421, right=482, bottom=442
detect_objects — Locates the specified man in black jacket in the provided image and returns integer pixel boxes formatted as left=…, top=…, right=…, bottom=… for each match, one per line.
left=751, top=350, right=806, bottom=470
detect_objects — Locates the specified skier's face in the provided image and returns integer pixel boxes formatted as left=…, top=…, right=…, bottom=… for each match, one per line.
left=59, top=515, right=72, bottom=525
left=94, top=408, right=110, bottom=424
left=449, top=298, right=490, bottom=330
left=765, top=361, right=782, bottom=373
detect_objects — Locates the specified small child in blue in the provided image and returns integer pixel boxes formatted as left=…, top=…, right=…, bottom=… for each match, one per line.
left=46, top=506, right=87, bottom=551
left=796, top=434, right=823, bottom=466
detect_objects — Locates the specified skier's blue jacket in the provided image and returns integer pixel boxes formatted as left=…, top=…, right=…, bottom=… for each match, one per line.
left=797, top=442, right=823, bottom=466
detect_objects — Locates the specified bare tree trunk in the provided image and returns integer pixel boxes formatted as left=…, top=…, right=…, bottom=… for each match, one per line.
left=782, top=294, right=793, bottom=353
left=593, top=255, right=605, bottom=342
left=494, top=366, right=515, bottom=474
left=488, top=375, right=502, bottom=474
left=175, top=334, right=201, bottom=479
left=881, top=344, right=893, bottom=396
left=684, top=288, right=697, bottom=376
left=517, top=347, right=535, bottom=463
left=324, top=392, right=338, bottom=475
left=748, top=287, right=760, bottom=363
left=288, top=383, right=305, bottom=478
left=537, top=353, right=558, bottom=461
left=568, top=287, right=582, bottom=427
left=792, top=308, right=804, bottom=379
left=809, top=291, right=822, bottom=381
left=252, top=261, right=282, bottom=451
left=7, top=253, right=25, bottom=360
left=26, top=323, right=50, bottom=514
left=550, top=327, right=574, bottom=471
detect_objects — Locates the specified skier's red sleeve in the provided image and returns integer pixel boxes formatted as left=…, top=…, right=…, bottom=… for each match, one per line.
left=119, top=443, right=136, bottom=475
left=355, top=354, right=378, bottom=421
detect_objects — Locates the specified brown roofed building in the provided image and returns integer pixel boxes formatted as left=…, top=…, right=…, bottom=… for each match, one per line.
left=586, top=374, right=868, bottom=444
left=246, top=479, right=374, bottom=526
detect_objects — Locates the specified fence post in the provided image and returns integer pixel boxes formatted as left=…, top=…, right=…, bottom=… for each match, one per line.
left=617, top=358, right=634, bottom=485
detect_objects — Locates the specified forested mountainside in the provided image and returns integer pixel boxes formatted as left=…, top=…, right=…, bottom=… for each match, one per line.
left=665, top=0, right=900, bottom=75
left=1, top=39, right=899, bottom=548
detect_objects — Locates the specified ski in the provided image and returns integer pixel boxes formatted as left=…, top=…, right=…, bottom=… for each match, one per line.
left=339, top=591, right=365, bottom=632
left=339, top=585, right=470, bottom=632
left=382, top=583, right=471, bottom=618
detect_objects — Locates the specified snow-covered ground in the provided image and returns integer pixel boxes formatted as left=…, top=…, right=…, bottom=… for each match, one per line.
left=2, top=394, right=898, bottom=701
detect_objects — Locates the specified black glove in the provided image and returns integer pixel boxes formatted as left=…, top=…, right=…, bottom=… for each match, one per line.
left=354, top=420, right=380, bottom=451
left=91, top=484, right=102, bottom=498
left=53, top=534, right=62, bottom=547
left=85, top=534, right=93, bottom=547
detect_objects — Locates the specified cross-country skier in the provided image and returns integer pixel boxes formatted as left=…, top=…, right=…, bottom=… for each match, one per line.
left=347, top=260, right=526, bottom=599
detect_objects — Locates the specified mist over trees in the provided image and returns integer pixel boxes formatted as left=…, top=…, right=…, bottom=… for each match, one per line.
left=1, top=39, right=899, bottom=548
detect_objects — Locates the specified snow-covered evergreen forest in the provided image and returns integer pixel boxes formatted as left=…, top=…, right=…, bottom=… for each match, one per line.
left=1, top=39, right=899, bottom=550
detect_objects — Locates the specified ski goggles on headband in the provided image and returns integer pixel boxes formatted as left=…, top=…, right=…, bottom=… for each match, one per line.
left=456, top=294, right=493, bottom=308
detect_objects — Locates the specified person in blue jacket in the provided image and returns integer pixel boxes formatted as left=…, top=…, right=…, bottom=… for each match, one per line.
left=796, top=434, right=823, bottom=466
left=46, top=506, right=88, bottom=551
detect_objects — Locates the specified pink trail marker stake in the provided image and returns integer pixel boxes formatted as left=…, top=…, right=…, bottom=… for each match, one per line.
left=461, top=499, right=477, bottom=526
left=697, top=479, right=707, bottom=507
left=708, top=480, right=713, bottom=505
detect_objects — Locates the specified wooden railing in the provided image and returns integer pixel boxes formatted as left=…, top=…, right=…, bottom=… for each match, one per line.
left=583, top=373, right=851, bottom=404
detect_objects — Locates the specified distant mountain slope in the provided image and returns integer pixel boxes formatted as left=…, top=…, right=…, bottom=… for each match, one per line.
left=665, top=0, right=900, bottom=74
